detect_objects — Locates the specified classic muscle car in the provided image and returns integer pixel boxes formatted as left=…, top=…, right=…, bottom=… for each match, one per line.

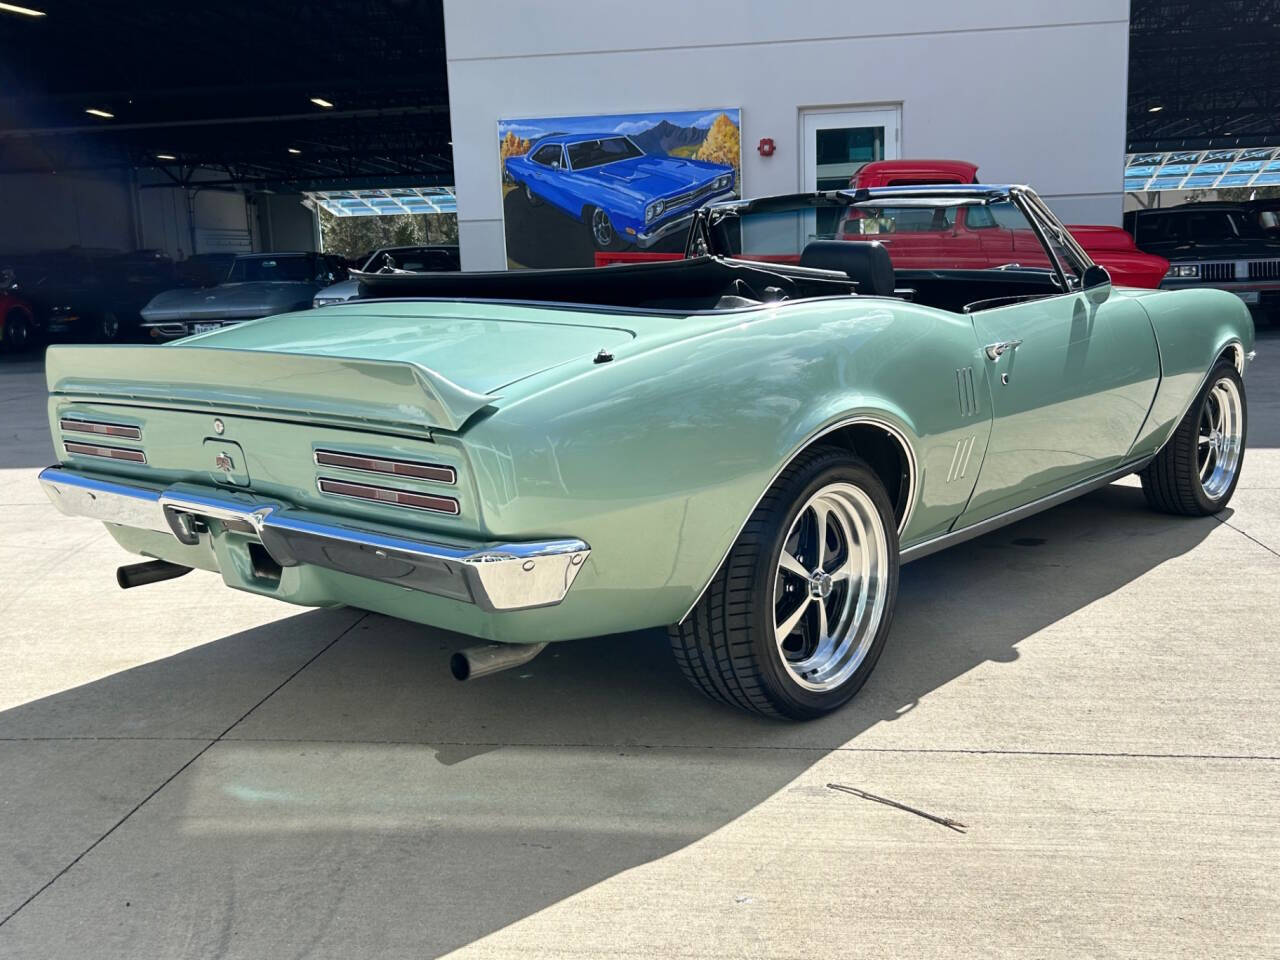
left=38, top=184, right=1252, bottom=719
left=140, top=252, right=348, bottom=339
left=1125, top=203, right=1280, bottom=317
left=504, top=133, right=735, bottom=250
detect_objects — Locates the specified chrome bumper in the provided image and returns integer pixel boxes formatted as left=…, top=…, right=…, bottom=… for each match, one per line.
left=38, top=466, right=590, bottom=612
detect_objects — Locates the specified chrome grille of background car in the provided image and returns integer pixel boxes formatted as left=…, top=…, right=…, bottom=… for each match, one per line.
left=1200, top=262, right=1236, bottom=282
left=1248, top=259, right=1280, bottom=280
left=663, top=182, right=719, bottom=211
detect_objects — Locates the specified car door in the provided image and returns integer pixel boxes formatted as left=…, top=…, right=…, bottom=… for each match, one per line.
left=957, top=195, right=1162, bottom=526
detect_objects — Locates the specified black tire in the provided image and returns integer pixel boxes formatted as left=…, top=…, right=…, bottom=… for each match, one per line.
left=523, top=183, right=542, bottom=207
left=1140, top=359, right=1246, bottom=515
left=586, top=205, right=623, bottom=252
left=2, top=308, right=34, bottom=353
left=668, top=446, right=900, bottom=720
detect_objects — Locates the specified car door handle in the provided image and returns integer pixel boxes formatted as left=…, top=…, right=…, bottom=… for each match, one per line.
left=985, top=339, right=1023, bottom=361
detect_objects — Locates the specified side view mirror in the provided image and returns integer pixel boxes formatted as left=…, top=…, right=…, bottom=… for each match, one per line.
left=1082, top=264, right=1111, bottom=304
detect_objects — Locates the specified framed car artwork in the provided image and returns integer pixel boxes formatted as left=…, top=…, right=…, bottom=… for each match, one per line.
left=498, top=108, right=742, bottom=268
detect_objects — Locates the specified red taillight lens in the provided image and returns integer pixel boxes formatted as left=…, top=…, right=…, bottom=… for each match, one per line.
left=317, top=478, right=459, bottom=515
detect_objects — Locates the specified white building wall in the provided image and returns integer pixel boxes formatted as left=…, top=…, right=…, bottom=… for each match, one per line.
left=444, top=0, right=1130, bottom=270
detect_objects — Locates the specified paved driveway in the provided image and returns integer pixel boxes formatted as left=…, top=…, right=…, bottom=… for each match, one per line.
left=0, top=337, right=1277, bottom=958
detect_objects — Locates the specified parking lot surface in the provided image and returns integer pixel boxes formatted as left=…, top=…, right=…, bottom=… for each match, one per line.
left=0, top=337, right=1277, bottom=959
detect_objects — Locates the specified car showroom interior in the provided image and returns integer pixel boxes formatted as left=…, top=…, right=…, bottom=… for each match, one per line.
left=0, top=2, right=1277, bottom=957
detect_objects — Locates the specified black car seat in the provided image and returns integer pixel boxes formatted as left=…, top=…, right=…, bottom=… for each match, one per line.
left=799, top=240, right=895, bottom=297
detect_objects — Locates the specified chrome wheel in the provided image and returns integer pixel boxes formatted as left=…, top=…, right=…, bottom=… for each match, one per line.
left=591, top=207, right=614, bottom=248
left=1198, top=376, right=1244, bottom=500
left=773, top=482, right=889, bottom=692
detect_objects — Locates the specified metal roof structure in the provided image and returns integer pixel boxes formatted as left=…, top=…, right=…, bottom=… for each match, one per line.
left=1124, top=146, right=1280, bottom=192
left=304, top=187, right=457, bottom=217
left=0, top=0, right=453, bottom=188
left=1127, top=0, right=1280, bottom=152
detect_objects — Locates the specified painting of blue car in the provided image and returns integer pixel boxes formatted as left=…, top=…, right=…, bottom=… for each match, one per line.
left=499, top=109, right=741, bottom=267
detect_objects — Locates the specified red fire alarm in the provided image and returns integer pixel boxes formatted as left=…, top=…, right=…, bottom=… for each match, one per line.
left=757, top=138, right=776, bottom=157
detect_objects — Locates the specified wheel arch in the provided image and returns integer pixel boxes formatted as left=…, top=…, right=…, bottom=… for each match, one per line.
left=677, top=409, right=919, bottom=624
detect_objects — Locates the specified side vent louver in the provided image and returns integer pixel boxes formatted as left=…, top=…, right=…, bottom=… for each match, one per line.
left=947, top=436, right=977, bottom=483
left=956, top=367, right=979, bottom=417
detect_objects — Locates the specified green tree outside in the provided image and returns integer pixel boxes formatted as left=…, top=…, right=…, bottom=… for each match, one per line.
left=318, top=210, right=459, bottom=262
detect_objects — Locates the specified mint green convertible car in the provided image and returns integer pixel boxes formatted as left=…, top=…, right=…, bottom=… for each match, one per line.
left=39, top=185, right=1253, bottom=719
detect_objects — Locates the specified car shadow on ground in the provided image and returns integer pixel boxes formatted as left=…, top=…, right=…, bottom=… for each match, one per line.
left=0, top=483, right=1225, bottom=957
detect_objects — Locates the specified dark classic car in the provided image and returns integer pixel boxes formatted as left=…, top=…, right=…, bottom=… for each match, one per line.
left=141, top=252, right=348, bottom=339
left=0, top=247, right=176, bottom=343
left=312, top=245, right=459, bottom=307
left=1125, top=203, right=1280, bottom=316
left=504, top=133, right=735, bottom=251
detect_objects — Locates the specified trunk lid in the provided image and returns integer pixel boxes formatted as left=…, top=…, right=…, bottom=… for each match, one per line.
left=46, top=302, right=638, bottom=433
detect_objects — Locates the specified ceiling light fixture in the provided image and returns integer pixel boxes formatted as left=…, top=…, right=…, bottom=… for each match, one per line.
left=1147, top=105, right=1164, bottom=113
left=0, top=2, right=45, bottom=16
left=155, top=153, right=176, bottom=161
left=310, top=97, right=334, bottom=108
left=85, top=108, right=114, bottom=118
left=288, top=147, right=302, bottom=154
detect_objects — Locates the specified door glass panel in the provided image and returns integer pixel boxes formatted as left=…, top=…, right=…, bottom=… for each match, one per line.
left=813, top=126, right=884, bottom=235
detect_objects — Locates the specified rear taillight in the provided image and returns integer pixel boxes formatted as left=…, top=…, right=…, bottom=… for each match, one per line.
left=63, top=441, right=147, bottom=463
left=317, top=477, right=459, bottom=515
left=60, top=418, right=142, bottom=440
left=314, top=449, right=455, bottom=484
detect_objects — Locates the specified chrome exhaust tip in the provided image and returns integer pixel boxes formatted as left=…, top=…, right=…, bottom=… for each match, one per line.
left=116, top=560, right=193, bottom=589
left=450, top=641, right=548, bottom=681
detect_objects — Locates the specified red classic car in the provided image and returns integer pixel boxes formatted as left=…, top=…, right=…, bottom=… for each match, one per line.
left=596, top=159, right=1169, bottom=289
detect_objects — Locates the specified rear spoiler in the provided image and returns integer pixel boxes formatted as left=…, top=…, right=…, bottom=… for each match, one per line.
left=45, top=345, right=494, bottom=434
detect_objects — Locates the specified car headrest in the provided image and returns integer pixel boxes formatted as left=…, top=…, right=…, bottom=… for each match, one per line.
left=799, top=240, right=895, bottom=297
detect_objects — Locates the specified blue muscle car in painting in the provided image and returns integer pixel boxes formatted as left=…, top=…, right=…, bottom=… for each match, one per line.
left=504, top=133, right=735, bottom=250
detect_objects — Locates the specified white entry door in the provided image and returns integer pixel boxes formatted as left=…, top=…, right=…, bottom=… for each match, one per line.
left=800, top=106, right=901, bottom=239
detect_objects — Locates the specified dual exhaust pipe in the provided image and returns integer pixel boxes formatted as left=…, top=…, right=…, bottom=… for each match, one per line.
left=118, top=559, right=547, bottom=681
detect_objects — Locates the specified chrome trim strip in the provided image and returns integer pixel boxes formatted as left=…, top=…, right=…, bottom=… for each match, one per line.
left=313, top=448, right=456, bottom=485
left=900, top=457, right=1153, bottom=563
left=37, top=467, right=589, bottom=612
left=317, top=476, right=461, bottom=515
left=678, top=414, right=918, bottom=623
left=59, top=418, right=142, bottom=440
left=63, top=441, right=147, bottom=464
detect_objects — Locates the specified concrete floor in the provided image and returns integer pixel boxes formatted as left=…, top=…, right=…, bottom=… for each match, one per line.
left=0, top=336, right=1277, bottom=959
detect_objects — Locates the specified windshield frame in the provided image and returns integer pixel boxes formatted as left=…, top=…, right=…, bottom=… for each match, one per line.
left=687, top=184, right=1094, bottom=291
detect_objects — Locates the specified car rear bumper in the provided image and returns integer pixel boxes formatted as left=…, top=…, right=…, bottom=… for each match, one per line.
left=141, top=319, right=249, bottom=340
left=38, top=465, right=590, bottom=612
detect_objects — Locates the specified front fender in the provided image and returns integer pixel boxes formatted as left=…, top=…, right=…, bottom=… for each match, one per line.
left=1123, top=286, right=1255, bottom=460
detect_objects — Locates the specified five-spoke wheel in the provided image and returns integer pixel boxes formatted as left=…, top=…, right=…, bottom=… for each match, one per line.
left=773, top=483, right=889, bottom=693
left=1142, top=358, right=1247, bottom=515
left=670, top=446, right=900, bottom=719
